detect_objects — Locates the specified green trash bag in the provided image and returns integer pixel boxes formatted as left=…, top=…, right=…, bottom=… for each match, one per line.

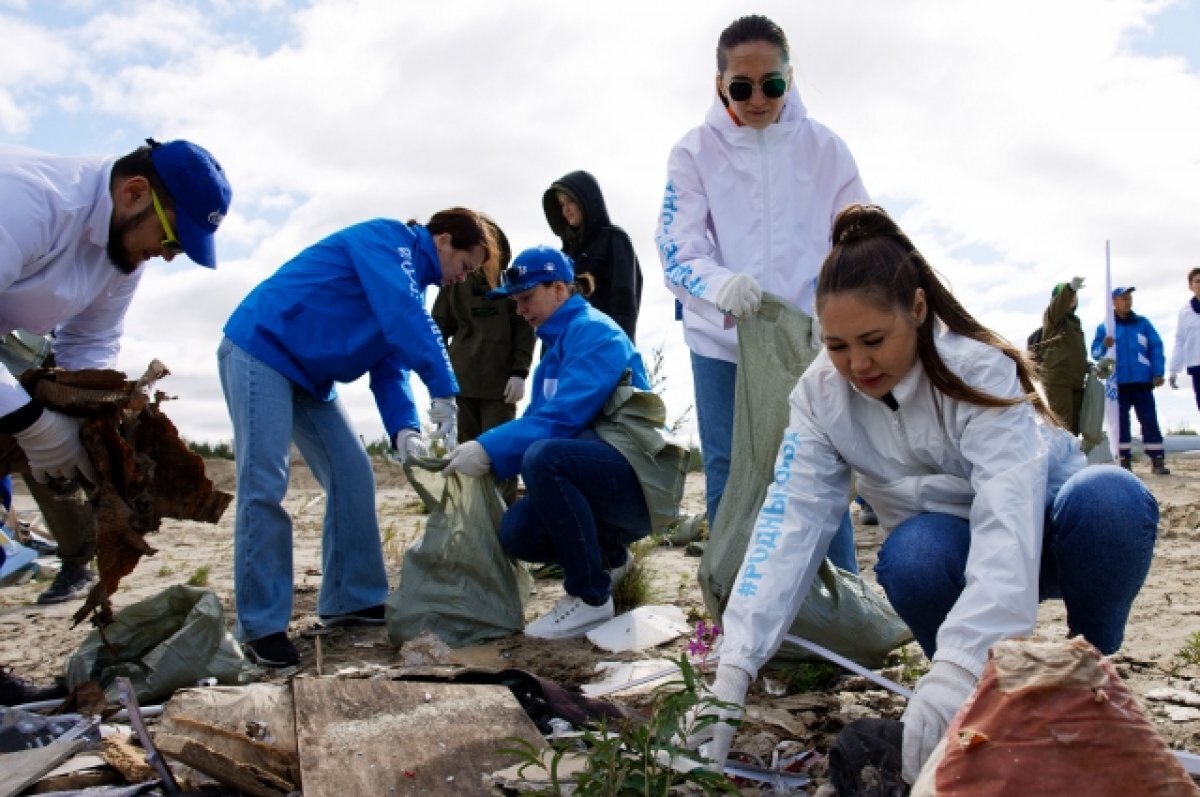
left=386, top=459, right=532, bottom=648
left=699, top=294, right=912, bottom=669
left=64, top=585, right=246, bottom=703
left=1079, top=366, right=1113, bottom=460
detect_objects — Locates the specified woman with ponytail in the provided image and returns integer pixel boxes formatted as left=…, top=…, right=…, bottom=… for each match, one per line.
left=694, top=204, right=1159, bottom=783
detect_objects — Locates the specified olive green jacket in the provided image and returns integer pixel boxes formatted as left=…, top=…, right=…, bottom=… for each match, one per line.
left=432, top=272, right=535, bottom=400
left=1038, top=285, right=1088, bottom=389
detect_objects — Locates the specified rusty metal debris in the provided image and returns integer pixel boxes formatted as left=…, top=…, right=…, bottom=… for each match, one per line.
left=2, top=362, right=232, bottom=626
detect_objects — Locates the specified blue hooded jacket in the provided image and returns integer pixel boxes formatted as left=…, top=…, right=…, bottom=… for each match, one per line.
left=223, top=219, right=457, bottom=440
left=1090, top=312, right=1164, bottom=385
left=477, top=294, right=647, bottom=479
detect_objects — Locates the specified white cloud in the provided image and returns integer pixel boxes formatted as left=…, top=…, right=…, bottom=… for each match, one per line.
left=4, top=0, right=1200, bottom=440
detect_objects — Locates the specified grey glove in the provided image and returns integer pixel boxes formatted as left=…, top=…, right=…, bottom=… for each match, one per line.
left=393, top=429, right=429, bottom=463
left=685, top=664, right=750, bottom=771
left=14, top=409, right=97, bottom=484
left=503, top=376, right=526, bottom=404
left=713, top=274, right=762, bottom=319
left=442, top=440, right=491, bottom=478
left=901, top=660, right=978, bottom=783
left=428, top=396, right=458, bottom=451
left=1069, top=276, right=1085, bottom=292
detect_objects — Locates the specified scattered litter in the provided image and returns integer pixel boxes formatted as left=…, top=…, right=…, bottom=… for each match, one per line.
left=581, top=659, right=682, bottom=697
left=585, top=605, right=691, bottom=652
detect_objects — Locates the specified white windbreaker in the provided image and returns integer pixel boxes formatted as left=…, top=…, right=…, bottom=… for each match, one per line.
left=655, top=89, right=869, bottom=363
left=0, top=145, right=142, bottom=417
left=719, top=332, right=1086, bottom=680
left=1168, top=302, right=1200, bottom=375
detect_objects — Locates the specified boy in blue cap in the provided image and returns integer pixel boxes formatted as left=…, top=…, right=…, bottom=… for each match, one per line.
left=0, top=137, right=233, bottom=604
left=1091, top=286, right=1170, bottom=474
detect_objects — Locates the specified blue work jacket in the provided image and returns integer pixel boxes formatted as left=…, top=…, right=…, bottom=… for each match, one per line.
left=1091, top=312, right=1164, bottom=385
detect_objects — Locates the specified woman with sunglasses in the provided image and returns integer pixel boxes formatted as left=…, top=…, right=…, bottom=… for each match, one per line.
left=218, top=208, right=494, bottom=668
left=694, top=204, right=1158, bottom=783
left=443, top=245, right=686, bottom=640
left=655, top=15, right=869, bottom=570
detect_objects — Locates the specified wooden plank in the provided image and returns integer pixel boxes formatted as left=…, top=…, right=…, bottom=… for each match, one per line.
left=156, top=733, right=293, bottom=797
left=294, top=679, right=545, bottom=797
left=0, top=739, right=84, bottom=797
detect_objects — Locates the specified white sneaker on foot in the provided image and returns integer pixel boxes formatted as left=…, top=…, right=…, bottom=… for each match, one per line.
left=525, top=595, right=614, bottom=639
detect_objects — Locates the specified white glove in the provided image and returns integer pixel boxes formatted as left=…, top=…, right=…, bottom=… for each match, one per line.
left=442, top=440, right=491, bottom=478
left=901, top=661, right=978, bottom=783
left=503, top=376, right=526, bottom=404
left=1069, top=276, right=1085, bottom=292
left=393, top=429, right=429, bottom=463
left=1169, top=374, right=1178, bottom=389
left=428, top=396, right=458, bottom=451
left=13, top=409, right=98, bottom=485
left=685, top=664, right=750, bottom=771
left=713, top=274, right=762, bottom=319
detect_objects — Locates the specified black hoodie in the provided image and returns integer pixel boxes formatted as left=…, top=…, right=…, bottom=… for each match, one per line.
left=543, top=170, right=643, bottom=341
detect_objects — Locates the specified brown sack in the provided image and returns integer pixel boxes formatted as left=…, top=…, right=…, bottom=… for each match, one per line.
left=913, top=637, right=1199, bottom=796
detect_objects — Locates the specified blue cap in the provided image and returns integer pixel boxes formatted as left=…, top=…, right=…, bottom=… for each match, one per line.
left=1111, top=286, right=1135, bottom=299
left=148, top=139, right=232, bottom=268
left=487, top=245, right=575, bottom=298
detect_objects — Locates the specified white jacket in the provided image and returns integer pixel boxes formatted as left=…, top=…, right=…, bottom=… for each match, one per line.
left=655, top=89, right=868, bottom=363
left=1168, top=301, right=1200, bottom=375
left=0, top=144, right=142, bottom=416
left=720, top=332, right=1085, bottom=680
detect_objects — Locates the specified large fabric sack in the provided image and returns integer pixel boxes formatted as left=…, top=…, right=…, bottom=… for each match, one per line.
left=386, top=459, right=531, bottom=648
left=64, top=585, right=245, bottom=703
left=912, top=637, right=1200, bottom=796
left=698, top=294, right=911, bottom=668
left=1079, top=366, right=1112, bottom=459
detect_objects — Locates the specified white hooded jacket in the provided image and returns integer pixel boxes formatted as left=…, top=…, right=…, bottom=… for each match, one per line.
left=719, top=332, right=1086, bottom=680
left=655, top=88, right=868, bottom=363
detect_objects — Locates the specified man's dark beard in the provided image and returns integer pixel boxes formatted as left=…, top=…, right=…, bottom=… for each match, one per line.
left=106, top=204, right=155, bottom=275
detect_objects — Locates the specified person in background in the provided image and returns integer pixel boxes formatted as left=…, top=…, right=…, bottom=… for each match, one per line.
left=694, top=205, right=1157, bottom=783
left=1091, top=287, right=1170, bottom=474
left=0, top=138, right=232, bottom=605
left=543, top=170, right=643, bottom=341
left=654, top=13, right=866, bottom=568
left=219, top=208, right=494, bottom=668
left=443, top=246, right=683, bottom=639
left=1168, top=267, right=1200, bottom=412
left=432, top=217, right=535, bottom=504
left=1037, top=278, right=1089, bottom=434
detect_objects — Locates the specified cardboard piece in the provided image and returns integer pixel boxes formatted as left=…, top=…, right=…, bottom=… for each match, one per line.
left=294, top=678, right=544, bottom=797
left=585, top=605, right=691, bottom=653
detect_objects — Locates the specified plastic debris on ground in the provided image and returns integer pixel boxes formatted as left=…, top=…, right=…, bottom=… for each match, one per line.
left=585, top=605, right=691, bottom=652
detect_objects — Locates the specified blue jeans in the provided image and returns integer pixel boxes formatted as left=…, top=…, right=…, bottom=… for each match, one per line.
left=499, top=437, right=651, bottom=605
left=217, top=338, right=388, bottom=641
left=690, top=351, right=858, bottom=574
left=874, top=465, right=1157, bottom=658
left=1117, top=383, right=1165, bottom=460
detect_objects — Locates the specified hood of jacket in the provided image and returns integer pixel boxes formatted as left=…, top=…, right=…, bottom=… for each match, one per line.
left=543, top=170, right=613, bottom=245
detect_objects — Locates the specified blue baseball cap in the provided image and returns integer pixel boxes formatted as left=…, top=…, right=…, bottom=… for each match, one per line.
left=1111, top=286, right=1135, bottom=299
left=148, top=139, right=232, bottom=268
left=487, top=245, right=575, bottom=298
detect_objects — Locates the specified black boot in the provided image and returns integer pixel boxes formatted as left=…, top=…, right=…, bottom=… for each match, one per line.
left=36, top=563, right=95, bottom=605
left=1151, top=459, right=1171, bottom=476
left=0, top=668, right=66, bottom=707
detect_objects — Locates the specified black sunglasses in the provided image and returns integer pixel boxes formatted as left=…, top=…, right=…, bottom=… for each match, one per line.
left=727, top=76, right=787, bottom=102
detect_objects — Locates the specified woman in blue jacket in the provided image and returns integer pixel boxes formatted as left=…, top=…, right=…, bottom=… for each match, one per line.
left=443, top=245, right=659, bottom=640
left=1091, top=286, right=1169, bottom=474
left=219, top=208, right=494, bottom=667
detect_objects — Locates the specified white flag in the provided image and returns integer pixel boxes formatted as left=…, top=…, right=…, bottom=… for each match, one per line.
left=1103, top=241, right=1120, bottom=461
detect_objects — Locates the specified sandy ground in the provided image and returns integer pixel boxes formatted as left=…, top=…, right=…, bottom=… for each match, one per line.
left=2, top=452, right=1198, bottom=791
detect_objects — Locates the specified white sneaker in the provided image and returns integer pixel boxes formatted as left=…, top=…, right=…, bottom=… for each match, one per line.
left=524, top=595, right=614, bottom=639
left=606, top=549, right=634, bottom=587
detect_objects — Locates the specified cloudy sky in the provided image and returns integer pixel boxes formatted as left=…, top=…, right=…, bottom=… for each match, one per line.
left=3, top=0, right=1199, bottom=445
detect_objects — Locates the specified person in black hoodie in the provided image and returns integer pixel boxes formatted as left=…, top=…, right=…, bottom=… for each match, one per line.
left=543, top=171, right=643, bottom=341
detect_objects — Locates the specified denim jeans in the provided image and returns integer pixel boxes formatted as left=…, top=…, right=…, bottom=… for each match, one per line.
left=217, top=338, right=388, bottom=641
left=1117, top=383, right=1165, bottom=460
left=690, top=350, right=858, bottom=574
left=874, top=465, right=1157, bottom=658
left=498, top=437, right=651, bottom=605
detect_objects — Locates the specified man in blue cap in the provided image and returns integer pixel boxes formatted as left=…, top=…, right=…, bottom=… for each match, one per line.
left=0, top=137, right=233, bottom=607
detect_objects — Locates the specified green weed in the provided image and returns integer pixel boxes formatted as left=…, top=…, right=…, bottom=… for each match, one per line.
left=186, top=565, right=211, bottom=588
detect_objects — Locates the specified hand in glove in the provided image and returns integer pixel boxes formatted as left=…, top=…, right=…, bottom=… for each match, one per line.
left=1069, top=276, right=1085, bottom=292
left=428, top=396, right=458, bottom=450
left=684, top=664, right=750, bottom=771
left=901, top=661, right=978, bottom=783
left=503, top=376, right=526, bottom=404
left=442, top=440, right=491, bottom=478
left=713, top=273, right=762, bottom=319
left=809, top=313, right=824, bottom=351
left=393, top=429, right=429, bottom=463
left=14, top=409, right=98, bottom=485
left=1169, top=373, right=1178, bottom=389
